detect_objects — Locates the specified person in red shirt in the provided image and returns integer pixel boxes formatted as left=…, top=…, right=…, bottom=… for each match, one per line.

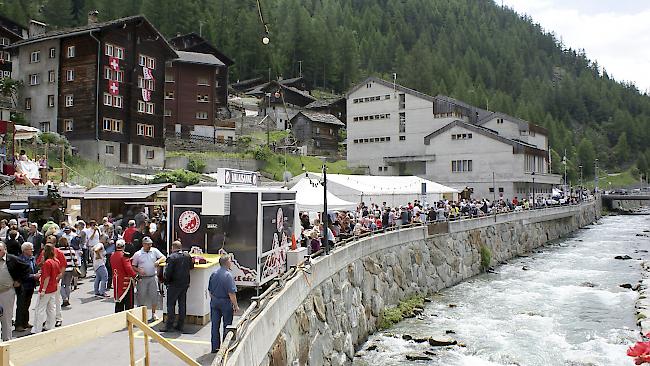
left=31, top=245, right=58, bottom=333
left=36, top=236, right=67, bottom=327
left=110, top=239, right=137, bottom=313
left=122, top=220, right=137, bottom=244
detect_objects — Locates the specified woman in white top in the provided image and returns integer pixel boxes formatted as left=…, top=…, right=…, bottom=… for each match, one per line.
left=93, top=235, right=109, bottom=297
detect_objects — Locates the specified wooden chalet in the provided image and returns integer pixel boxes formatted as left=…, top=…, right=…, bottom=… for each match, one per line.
left=290, top=111, right=344, bottom=156
left=0, top=15, right=27, bottom=78
left=10, top=13, right=177, bottom=168
left=305, top=97, right=347, bottom=125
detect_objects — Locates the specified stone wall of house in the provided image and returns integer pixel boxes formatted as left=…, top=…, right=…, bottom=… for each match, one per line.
left=226, top=201, right=600, bottom=366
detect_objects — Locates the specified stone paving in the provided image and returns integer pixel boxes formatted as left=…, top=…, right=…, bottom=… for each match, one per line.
left=11, top=267, right=252, bottom=366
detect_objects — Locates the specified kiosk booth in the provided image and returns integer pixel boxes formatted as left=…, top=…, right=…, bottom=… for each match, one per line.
left=164, top=182, right=296, bottom=324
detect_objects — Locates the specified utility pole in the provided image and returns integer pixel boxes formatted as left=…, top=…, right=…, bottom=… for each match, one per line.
left=492, top=172, right=496, bottom=203
left=298, top=60, right=303, bottom=78
left=322, top=164, right=329, bottom=254
left=594, top=158, right=599, bottom=192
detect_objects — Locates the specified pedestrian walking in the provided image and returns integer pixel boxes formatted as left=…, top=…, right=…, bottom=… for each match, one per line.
left=57, top=237, right=77, bottom=308
left=208, top=255, right=239, bottom=353
left=110, top=240, right=137, bottom=313
left=0, top=242, right=28, bottom=340
left=131, top=237, right=165, bottom=322
left=31, top=245, right=58, bottom=334
left=93, top=239, right=109, bottom=297
left=15, top=242, right=39, bottom=332
left=161, top=241, right=193, bottom=332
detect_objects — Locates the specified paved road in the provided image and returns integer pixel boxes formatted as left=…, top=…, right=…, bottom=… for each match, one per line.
left=13, top=267, right=252, bottom=366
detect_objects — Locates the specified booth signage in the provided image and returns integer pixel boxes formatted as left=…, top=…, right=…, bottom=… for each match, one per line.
left=218, top=168, right=258, bottom=186
left=178, top=210, right=200, bottom=234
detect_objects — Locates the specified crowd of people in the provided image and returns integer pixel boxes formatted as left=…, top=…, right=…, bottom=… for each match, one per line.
left=0, top=209, right=189, bottom=339
left=298, top=190, right=593, bottom=252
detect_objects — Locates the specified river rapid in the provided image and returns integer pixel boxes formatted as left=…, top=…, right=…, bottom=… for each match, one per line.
left=354, top=214, right=650, bottom=366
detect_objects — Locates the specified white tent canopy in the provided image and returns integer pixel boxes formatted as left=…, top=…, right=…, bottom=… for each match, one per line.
left=291, top=177, right=357, bottom=211
left=306, top=173, right=458, bottom=207
left=14, top=125, right=40, bottom=140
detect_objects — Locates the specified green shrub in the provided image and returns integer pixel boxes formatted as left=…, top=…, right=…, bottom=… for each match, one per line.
left=152, top=169, right=201, bottom=186
left=480, top=245, right=492, bottom=270
left=187, top=157, right=206, bottom=173
left=377, top=295, right=424, bottom=329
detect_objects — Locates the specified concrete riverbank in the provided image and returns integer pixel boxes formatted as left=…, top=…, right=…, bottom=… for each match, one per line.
left=226, top=201, right=601, bottom=366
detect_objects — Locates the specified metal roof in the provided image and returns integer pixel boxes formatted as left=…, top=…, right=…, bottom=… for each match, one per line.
left=295, top=111, right=345, bottom=126
left=305, top=97, right=345, bottom=109
left=83, top=183, right=171, bottom=200
left=174, top=51, right=224, bottom=66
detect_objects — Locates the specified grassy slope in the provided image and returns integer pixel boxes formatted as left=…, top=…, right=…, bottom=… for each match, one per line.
left=584, top=167, right=639, bottom=189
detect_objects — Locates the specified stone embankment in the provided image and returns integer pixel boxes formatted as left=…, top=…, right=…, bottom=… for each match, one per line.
left=226, top=202, right=600, bottom=366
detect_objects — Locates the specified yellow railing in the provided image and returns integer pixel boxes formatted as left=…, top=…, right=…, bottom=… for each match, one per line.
left=0, top=306, right=198, bottom=366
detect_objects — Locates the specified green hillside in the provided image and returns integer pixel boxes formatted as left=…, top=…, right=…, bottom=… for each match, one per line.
left=2, top=0, right=650, bottom=183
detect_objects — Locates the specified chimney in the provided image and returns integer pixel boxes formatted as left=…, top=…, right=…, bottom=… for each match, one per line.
left=28, top=20, right=47, bottom=38
left=88, top=10, right=99, bottom=25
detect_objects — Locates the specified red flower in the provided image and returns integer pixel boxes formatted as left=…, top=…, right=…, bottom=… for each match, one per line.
left=628, top=340, right=650, bottom=364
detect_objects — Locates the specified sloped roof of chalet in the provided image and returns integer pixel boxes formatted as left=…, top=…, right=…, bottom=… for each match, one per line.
left=247, top=81, right=317, bottom=101
left=0, top=14, right=27, bottom=39
left=477, top=111, right=548, bottom=135
left=174, top=51, right=224, bottom=66
left=346, top=76, right=435, bottom=102
left=423, top=120, right=545, bottom=153
left=293, top=111, right=345, bottom=127
left=9, top=15, right=177, bottom=57
left=305, top=97, right=345, bottom=109
left=168, top=32, right=234, bottom=66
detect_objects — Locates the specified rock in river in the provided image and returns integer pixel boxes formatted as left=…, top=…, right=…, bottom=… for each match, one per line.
left=429, top=336, right=457, bottom=347
left=615, top=255, right=633, bottom=260
left=405, top=353, right=433, bottom=361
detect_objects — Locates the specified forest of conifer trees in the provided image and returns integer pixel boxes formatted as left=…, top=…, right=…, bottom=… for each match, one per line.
left=2, top=0, right=650, bottom=181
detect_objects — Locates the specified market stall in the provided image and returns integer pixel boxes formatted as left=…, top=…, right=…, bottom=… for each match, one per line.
left=165, top=185, right=297, bottom=323
left=303, top=173, right=459, bottom=206
left=290, top=177, right=357, bottom=211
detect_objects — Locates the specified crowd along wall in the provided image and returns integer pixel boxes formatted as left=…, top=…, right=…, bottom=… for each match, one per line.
left=226, top=200, right=601, bottom=366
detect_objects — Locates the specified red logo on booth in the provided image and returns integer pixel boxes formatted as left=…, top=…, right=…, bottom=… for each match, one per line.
left=179, top=211, right=200, bottom=234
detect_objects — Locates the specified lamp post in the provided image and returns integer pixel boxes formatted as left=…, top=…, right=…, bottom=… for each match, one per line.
left=594, top=158, right=599, bottom=193
left=321, top=164, right=329, bottom=254
left=578, top=165, right=583, bottom=188
left=531, top=171, right=536, bottom=209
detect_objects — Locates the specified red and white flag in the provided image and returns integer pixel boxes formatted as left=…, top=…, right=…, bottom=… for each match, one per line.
left=108, top=80, right=119, bottom=95
left=143, top=67, right=154, bottom=80
left=141, top=88, right=151, bottom=102
left=109, top=57, right=120, bottom=71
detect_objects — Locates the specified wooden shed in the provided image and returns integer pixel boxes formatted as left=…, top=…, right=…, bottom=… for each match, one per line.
left=81, top=183, right=171, bottom=222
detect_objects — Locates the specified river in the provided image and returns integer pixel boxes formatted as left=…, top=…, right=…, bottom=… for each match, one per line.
left=353, top=214, right=650, bottom=366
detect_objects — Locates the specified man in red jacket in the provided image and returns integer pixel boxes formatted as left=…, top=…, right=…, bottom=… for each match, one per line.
left=110, top=239, right=137, bottom=313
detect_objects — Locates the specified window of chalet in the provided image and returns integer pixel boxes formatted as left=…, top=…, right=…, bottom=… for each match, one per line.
left=30, top=51, right=40, bottom=63
left=66, top=69, right=74, bottom=81
left=64, top=119, right=73, bottom=132
left=145, top=150, right=155, bottom=159
left=195, top=111, right=208, bottom=120
left=67, top=46, right=75, bottom=58
left=25, top=98, right=31, bottom=110
left=164, top=91, right=174, bottom=100
left=29, top=74, right=39, bottom=86
left=49, top=48, right=56, bottom=58
left=48, top=70, right=56, bottom=83
left=138, top=54, right=155, bottom=69
left=105, top=44, right=124, bottom=59
left=197, top=94, right=209, bottom=103
left=47, top=95, right=54, bottom=107
left=0, top=37, right=9, bottom=46
left=64, top=94, right=74, bottom=107
left=197, top=77, right=209, bottom=86
left=105, top=145, right=115, bottom=155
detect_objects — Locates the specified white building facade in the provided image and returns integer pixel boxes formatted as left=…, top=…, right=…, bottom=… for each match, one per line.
left=346, top=76, right=561, bottom=200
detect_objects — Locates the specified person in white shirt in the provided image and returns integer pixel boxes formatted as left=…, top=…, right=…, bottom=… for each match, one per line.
left=93, top=237, right=109, bottom=297
left=83, top=220, right=100, bottom=265
left=131, top=237, right=165, bottom=322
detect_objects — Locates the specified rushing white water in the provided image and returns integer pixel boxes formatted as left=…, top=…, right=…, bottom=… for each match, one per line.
left=354, top=215, right=650, bottom=366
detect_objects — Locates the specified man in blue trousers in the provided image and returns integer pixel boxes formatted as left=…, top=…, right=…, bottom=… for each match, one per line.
left=208, top=255, right=239, bottom=353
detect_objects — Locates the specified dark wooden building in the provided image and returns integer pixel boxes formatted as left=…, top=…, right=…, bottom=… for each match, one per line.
left=11, top=14, right=177, bottom=168
left=290, top=111, right=344, bottom=156
left=256, top=80, right=316, bottom=130
left=305, top=97, right=347, bottom=126
left=169, top=33, right=233, bottom=119
left=0, top=15, right=27, bottom=79
left=164, top=51, right=223, bottom=138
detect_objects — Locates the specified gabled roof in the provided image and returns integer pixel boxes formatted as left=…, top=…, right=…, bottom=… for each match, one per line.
left=0, top=14, right=27, bottom=39
left=477, top=112, right=548, bottom=136
left=305, top=97, right=345, bottom=109
left=346, top=76, right=435, bottom=102
left=174, top=51, right=224, bottom=66
left=423, top=120, right=546, bottom=154
left=169, top=32, right=234, bottom=66
left=9, top=15, right=177, bottom=57
left=293, top=111, right=345, bottom=127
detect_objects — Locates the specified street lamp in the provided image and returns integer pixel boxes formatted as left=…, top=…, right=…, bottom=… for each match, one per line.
left=594, top=158, right=599, bottom=193
left=531, top=171, right=536, bottom=209
left=321, top=164, right=329, bottom=254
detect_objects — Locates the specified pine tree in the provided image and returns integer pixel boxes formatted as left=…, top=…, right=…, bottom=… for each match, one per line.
left=41, top=0, right=74, bottom=28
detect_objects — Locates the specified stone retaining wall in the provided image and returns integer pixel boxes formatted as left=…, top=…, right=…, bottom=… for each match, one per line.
left=226, top=201, right=600, bottom=366
left=164, top=156, right=262, bottom=173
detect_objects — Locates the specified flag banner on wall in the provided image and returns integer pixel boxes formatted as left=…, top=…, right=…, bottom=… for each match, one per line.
left=143, top=67, right=154, bottom=80
left=109, top=57, right=120, bottom=71
left=108, top=80, right=119, bottom=95
left=142, top=88, right=151, bottom=102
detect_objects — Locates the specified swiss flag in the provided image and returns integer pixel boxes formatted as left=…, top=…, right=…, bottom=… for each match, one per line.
left=108, top=81, right=119, bottom=95
left=141, top=88, right=151, bottom=102
left=143, top=67, right=154, bottom=80
left=109, top=57, right=120, bottom=71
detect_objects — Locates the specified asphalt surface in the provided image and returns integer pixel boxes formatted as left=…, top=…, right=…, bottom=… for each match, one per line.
left=11, top=267, right=253, bottom=366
